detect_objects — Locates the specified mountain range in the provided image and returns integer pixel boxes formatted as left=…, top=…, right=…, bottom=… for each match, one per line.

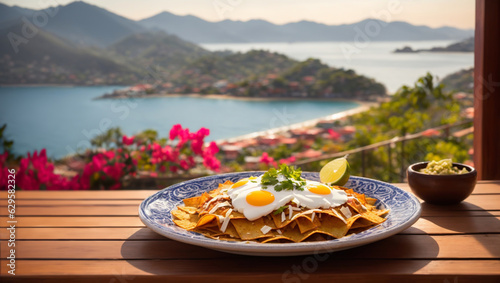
left=1, top=1, right=473, bottom=48
left=0, top=1, right=473, bottom=93
left=141, top=12, right=474, bottom=44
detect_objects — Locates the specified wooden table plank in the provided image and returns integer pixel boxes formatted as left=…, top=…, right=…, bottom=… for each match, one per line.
left=0, top=181, right=498, bottom=201
left=0, top=190, right=158, bottom=200
left=403, top=216, right=500, bottom=234
left=2, top=259, right=500, bottom=281
left=2, top=193, right=499, bottom=216
left=0, top=181, right=498, bottom=282
left=2, top=215, right=500, bottom=240
left=0, top=199, right=142, bottom=206
left=0, top=227, right=164, bottom=240
left=0, top=216, right=144, bottom=227
left=1, top=235, right=499, bottom=260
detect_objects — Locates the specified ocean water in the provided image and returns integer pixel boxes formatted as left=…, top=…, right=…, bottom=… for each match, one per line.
left=202, top=40, right=474, bottom=94
left=1, top=41, right=474, bottom=159
left=0, top=86, right=359, bottom=159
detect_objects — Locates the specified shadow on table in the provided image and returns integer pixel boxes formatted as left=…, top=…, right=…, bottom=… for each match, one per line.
left=420, top=201, right=500, bottom=256
left=120, top=227, right=438, bottom=278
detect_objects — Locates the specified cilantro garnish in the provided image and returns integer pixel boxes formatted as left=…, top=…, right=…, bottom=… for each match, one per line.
left=273, top=205, right=288, bottom=215
left=261, top=164, right=306, bottom=191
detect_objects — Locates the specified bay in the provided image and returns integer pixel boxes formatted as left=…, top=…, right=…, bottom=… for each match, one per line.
left=201, top=40, right=474, bottom=94
left=0, top=86, right=359, bottom=159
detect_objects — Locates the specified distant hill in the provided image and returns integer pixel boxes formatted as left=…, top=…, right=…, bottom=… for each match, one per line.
left=0, top=1, right=146, bottom=48
left=395, top=37, right=474, bottom=53
left=441, top=68, right=474, bottom=93
left=0, top=23, right=139, bottom=85
left=140, top=13, right=474, bottom=44
left=139, top=11, right=247, bottom=43
left=0, top=3, right=35, bottom=28
left=174, top=50, right=297, bottom=85
left=107, top=31, right=209, bottom=72
left=227, top=58, right=386, bottom=100
left=1, top=2, right=474, bottom=47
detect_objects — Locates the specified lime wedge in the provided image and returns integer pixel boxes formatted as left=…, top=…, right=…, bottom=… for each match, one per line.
left=319, top=157, right=350, bottom=186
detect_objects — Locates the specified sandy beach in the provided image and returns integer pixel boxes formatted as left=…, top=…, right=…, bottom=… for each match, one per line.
left=215, top=101, right=376, bottom=144
left=97, top=91, right=378, bottom=104
left=105, top=92, right=377, bottom=144
left=99, top=91, right=377, bottom=144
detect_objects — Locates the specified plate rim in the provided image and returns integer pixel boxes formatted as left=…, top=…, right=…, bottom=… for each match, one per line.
left=139, top=171, right=421, bottom=255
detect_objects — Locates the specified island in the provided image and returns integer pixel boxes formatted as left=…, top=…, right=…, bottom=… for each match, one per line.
left=394, top=37, right=474, bottom=53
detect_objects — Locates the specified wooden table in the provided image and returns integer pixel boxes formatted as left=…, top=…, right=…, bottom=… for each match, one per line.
left=1, top=181, right=500, bottom=282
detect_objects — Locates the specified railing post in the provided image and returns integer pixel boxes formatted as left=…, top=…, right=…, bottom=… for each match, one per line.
left=361, top=150, right=366, bottom=177
left=387, top=144, right=392, bottom=179
left=400, top=139, right=405, bottom=182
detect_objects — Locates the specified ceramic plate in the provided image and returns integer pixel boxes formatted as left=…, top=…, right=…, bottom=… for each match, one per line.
left=139, top=172, right=421, bottom=256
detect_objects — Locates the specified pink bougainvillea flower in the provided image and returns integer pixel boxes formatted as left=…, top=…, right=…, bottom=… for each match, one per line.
left=203, top=155, right=220, bottom=171
left=13, top=149, right=72, bottom=190
left=159, top=165, right=166, bottom=173
left=195, top=127, right=210, bottom=139
left=180, top=160, right=190, bottom=170
left=191, top=139, right=204, bottom=155
left=328, top=129, right=341, bottom=140
left=3, top=123, right=220, bottom=191
left=169, top=124, right=183, bottom=140
left=170, top=165, right=178, bottom=173
left=279, top=156, right=296, bottom=165
left=122, top=135, right=135, bottom=146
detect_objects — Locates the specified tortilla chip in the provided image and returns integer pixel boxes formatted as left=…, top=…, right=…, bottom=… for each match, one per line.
left=173, top=179, right=388, bottom=243
left=295, top=215, right=319, bottom=234
left=196, top=214, right=220, bottom=229
left=375, top=209, right=390, bottom=217
left=271, top=210, right=300, bottom=229
left=365, top=197, right=377, bottom=205
left=261, top=236, right=295, bottom=243
left=231, top=218, right=273, bottom=240
left=173, top=219, right=197, bottom=230
left=229, top=211, right=246, bottom=219
left=263, top=215, right=277, bottom=229
left=172, top=209, right=200, bottom=225
left=279, top=224, right=308, bottom=242
left=304, top=233, right=328, bottom=242
left=183, top=196, right=202, bottom=207
left=198, top=193, right=210, bottom=207
left=172, top=209, right=190, bottom=220
left=315, top=214, right=349, bottom=239
left=177, top=206, right=198, bottom=214
left=346, top=214, right=362, bottom=230
left=212, top=222, right=240, bottom=239
left=350, top=211, right=386, bottom=229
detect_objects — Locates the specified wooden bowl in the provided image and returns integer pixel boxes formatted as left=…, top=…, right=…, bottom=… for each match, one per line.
left=407, top=162, right=477, bottom=205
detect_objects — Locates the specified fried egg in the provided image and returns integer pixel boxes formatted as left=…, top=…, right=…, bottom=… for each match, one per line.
left=228, top=176, right=347, bottom=221
left=293, top=181, right=347, bottom=209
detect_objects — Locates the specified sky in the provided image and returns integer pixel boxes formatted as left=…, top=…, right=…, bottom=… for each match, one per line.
left=2, top=0, right=475, bottom=29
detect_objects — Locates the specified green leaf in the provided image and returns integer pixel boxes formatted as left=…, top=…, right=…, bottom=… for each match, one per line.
left=273, top=205, right=288, bottom=215
left=260, top=164, right=305, bottom=191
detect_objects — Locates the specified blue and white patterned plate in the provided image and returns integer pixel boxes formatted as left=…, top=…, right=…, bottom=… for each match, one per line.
left=139, top=172, right=421, bottom=256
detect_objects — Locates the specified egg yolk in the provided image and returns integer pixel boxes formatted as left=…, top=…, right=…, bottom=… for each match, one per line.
left=232, top=179, right=249, bottom=189
left=231, top=177, right=258, bottom=189
left=246, top=190, right=275, bottom=206
left=308, top=184, right=332, bottom=195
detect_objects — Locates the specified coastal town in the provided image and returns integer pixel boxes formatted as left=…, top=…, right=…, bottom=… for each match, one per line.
left=97, top=59, right=387, bottom=102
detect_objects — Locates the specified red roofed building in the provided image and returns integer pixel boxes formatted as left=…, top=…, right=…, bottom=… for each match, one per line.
left=293, top=149, right=322, bottom=160
left=129, top=84, right=153, bottom=92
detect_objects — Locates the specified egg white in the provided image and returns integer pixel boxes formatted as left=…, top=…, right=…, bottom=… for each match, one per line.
left=227, top=176, right=348, bottom=221
left=294, top=180, right=348, bottom=209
